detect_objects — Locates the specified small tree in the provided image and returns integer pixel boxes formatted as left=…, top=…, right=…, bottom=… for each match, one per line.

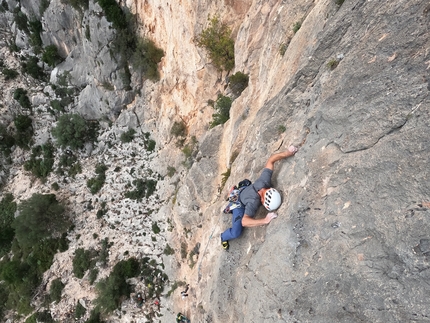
left=87, top=163, right=108, bottom=194
left=228, top=71, right=249, bottom=96
left=195, top=16, right=235, bottom=71
left=13, top=88, right=32, bottom=110
left=14, top=115, right=34, bottom=149
left=12, top=194, right=69, bottom=251
left=42, top=45, right=62, bottom=67
left=21, top=56, right=46, bottom=80
left=0, top=193, right=16, bottom=256
left=2, top=68, right=19, bottom=80
left=52, top=114, right=97, bottom=150
left=209, top=94, right=232, bottom=128
left=50, top=278, right=64, bottom=303
left=120, top=128, right=136, bottom=143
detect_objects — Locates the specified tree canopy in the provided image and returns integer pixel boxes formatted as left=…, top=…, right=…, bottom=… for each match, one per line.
left=12, top=194, right=69, bottom=251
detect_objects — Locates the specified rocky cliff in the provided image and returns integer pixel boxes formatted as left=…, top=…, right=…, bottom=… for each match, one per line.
left=1, top=0, right=429, bottom=322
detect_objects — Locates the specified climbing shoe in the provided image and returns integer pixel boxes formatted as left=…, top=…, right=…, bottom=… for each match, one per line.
left=222, top=240, right=229, bottom=251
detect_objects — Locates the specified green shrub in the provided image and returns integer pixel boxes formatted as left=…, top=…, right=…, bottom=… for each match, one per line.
left=0, top=0, right=9, bottom=12
left=75, top=301, right=87, bottom=319
left=42, top=44, right=62, bottom=67
left=2, top=68, right=19, bottom=80
left=97, top=0, right=127, bottom=30
left=0, top=284, right=7, bottom=319
left=152, top=222, right=161, bottom=234
left=98, top=238, right=110, bottom=267
left=277, top=125, right=286, bottom=134
left=51, top=182, right=60, bottom=190
left=94, top=258, right=140, bottom=314
left=52, top=114, right=98, bottom=150
left=89, top=268, right=99, bottom=285
left=29, top=20, right=43, bottom=53
left=73, top=248, right=97, bottom=278
left=170, top=120, right=187, bottom=137
left=85, top=309, right=104, bottom=323
left=120, top=128, right=136, bottom=143
left=335, top=0, right=345, bottom=5
left=21, top=56, right=46, bottom=80
left=228, top=71, right=249, bottom=96
left=23, top=143, right=55, bottom=179
left=12, top=193, right=69, bottom=252
left=40, top=0, right=50, bottom=15
left=293, top=21, right=301, bottom=33
left=87, top=163, right=108, bottom=194
left=50, top=278, right=64, bottom=303
left=13, top=114, right=34, bottom=149
left=13, top=88, right=32, bottom=110
left=125, top=178, right=158, bottom=200
left=0, top=193, right=17, bottom=256
left=0, top=124, right=15, bottom=155
left=279, top=42, right=289, bottom=56
left=209, top=94, right=232, bottom=128
left=195, top=15, right=235, bottom=71
left=14, top=9, right=29, bottom=33
left=167, top=166, right=176, bottom=177
left=163, top=243, right=174, bottom=256
left=327, top=59, right=339, bottom=70
left=14, top=115, right=32, bottom=132
left=56, top=152, right=82, bottom=178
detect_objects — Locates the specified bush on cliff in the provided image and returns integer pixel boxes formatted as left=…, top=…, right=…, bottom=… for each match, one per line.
left=195, top=15, right=235, bottom=71
left=209, top=94, right=232, bottom=128
left=52, top=114, right=98, bottom=150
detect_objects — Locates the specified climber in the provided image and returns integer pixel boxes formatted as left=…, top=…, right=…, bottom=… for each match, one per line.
left=181, top=284, right=190, bottom=299
left=220, top=145, right=298, bottom=250
left=176, top=312, right=190, bottom=323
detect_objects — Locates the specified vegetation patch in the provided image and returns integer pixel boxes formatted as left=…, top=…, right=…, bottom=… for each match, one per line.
left=14, top=114, right=34, bottom=149
left=52, top=113, right=99, bottom=150
left=75, top=301, right=87, bottom=319
left=56, top=151, right=82, bottom=178
left=120, top=128, right=136, bottom=143
left=98, top=0, right=164, bottom=83
left=0, top=194, right=69, bottom=315
left=293, top=21, right=302, bottom=33
left=228, top=71, right=249, bottom=96
left=143, top=132, right=156, bottom=152
left=2, top=68, right=19, bottom=80
left=0, top=193, right=16, bottom=257
left=87, top=163, right=108, bottom=194
left=94, top=258, right=140, bottom=314
left=23, top=143, right=55, bottom=180
left=21, top=56, right=46, bottom=80
left=125, top=178, right=158, bottom=200
left=0, top=124, right=15, bottom=156
left=42, top=44, right=63, bottom=67
left=195, top=15, right=235, bottom=71
left=209, top=94, right=232, bottom=128
left=13, top=88, right=32, bottom=111
left=73, top=248, right=98, bottom=278
left=327, top=58, right=339, bottom=70
left=49, top=278, right=64, bottom=303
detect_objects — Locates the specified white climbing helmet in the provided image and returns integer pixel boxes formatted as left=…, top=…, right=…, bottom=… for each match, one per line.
left=263, top=188, right=281, bottom=211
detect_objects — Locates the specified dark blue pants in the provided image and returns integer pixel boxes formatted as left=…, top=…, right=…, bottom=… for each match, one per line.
left=221, top=207, right=245, bottom=241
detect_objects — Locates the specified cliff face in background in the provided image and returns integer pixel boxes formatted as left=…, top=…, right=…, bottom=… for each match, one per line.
left=1, top=0, right=429, bottom=322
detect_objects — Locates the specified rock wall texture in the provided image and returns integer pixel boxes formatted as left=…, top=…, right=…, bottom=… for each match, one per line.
left=158, top=0, right=430, bottom=322
left=0, top=0, right=429, bottom=322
